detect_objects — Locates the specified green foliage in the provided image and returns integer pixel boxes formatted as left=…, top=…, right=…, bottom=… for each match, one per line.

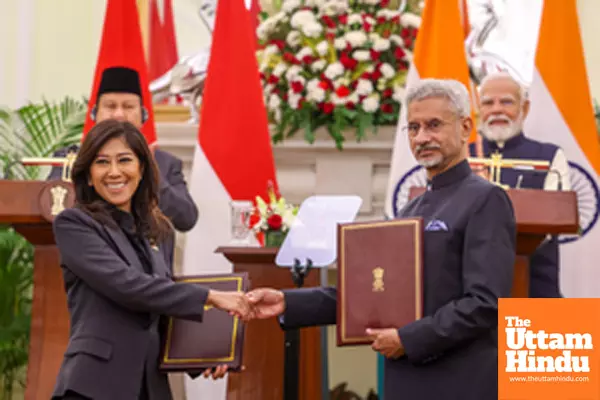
left=0, top=96, right=87, bottom=180
left=0, top=227, right=33, bottom=400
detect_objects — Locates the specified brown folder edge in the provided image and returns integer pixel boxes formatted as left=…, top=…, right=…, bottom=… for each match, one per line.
left=161, top=276, right=246, bottom=366
left=336, top=218, right=424, bottom=346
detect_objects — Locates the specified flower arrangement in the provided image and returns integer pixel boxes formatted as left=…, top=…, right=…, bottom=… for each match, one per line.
left=256, top=0, right=421, bottom=149
left=249, top=184, right=298, bottom=247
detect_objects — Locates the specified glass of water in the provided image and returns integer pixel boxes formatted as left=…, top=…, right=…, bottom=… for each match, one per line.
left=230, top=200, right=254, bottom=246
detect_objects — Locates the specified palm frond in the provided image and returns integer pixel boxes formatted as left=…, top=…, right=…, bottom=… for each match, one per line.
left=0, top=96, right=87, bottom=181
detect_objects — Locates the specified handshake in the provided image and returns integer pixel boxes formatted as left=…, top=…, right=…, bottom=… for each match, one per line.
left=205, top=288, right=285, bottom=321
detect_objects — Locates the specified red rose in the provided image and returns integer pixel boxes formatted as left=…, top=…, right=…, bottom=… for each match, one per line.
left=335, top=86, right=351, bottom=97
left=322, top=103, right=335, bottom=114
left=267, top=214, right=283, bottom=230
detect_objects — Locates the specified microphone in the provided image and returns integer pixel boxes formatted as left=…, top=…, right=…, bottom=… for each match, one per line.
left=512, top=165, right=564, bottom=191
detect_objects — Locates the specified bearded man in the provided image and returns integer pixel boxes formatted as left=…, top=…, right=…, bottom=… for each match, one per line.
left=471, top=71, right=571, bottom=298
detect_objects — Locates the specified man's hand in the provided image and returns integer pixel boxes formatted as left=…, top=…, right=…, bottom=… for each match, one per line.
left=366, top=328, right=405, bottom=359
left=245, top=288, right=285, bottom=320
left=206, top=290, right=251, bottom=319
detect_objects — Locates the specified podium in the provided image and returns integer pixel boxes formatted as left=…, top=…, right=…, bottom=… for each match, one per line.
left=216, top=247, right=323, bottom=400
left=409, top=187, right=579, bottom=297
left=0, top=180, right=74, bottom=400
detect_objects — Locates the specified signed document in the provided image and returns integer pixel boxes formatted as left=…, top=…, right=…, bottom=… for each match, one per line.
left=159, top=273, right=249, bottom=372
left=336, top=218, right=424, bottom=346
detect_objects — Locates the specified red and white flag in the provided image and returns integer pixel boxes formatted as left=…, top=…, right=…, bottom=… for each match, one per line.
left=181, top=0, right=278, bottom=397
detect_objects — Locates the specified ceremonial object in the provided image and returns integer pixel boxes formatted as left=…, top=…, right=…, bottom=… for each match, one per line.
left=21, top=151, right=78, bottom=182
left=159, top=273, right=249, bottom=373
left=336, top=218, right=424, bottom=346
left=468, top=152, right=551, bottom=189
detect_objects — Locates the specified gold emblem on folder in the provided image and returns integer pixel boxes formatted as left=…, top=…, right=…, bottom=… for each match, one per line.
left=372, top=267, right=384, bottom=292
left=50, top=185, right=68, bottom=216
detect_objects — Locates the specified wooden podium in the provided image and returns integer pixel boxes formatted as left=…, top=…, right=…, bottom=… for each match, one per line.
left=409, top=187, right=579, bottom=297
left=216, top=247, right=323, bottom=400
left=0, top=180, right=75, bottom=400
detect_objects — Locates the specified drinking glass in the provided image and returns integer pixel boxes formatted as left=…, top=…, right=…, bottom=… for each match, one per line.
left=230, top=200, right=254, bottom=245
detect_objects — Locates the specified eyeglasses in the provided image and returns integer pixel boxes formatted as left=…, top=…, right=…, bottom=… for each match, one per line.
left=401, top=118, right=454, bottom=137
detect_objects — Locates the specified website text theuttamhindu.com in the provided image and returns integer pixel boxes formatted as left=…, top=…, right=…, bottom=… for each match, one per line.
left=508, top=375, right=590, bottom=383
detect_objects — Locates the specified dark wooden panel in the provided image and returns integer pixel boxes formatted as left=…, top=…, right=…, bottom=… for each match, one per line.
left=218, top=247, right=322, bottom=400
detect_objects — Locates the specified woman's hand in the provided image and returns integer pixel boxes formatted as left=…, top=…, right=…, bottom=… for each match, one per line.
left=206, top=290, right=251, bottom=319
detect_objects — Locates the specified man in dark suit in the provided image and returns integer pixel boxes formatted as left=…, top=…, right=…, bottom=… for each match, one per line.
left=471, top=71, right=571, bottom=297
left=48, top=66, right=198, bottom=268
left=243, top=79, right=516, bottom=400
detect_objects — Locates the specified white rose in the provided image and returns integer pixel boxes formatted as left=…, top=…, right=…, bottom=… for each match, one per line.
left=324, top=62, right=344, bottom=80
left=334, top=38, right=347, bottom=50
left=311, top=59, right=327, bottom=72
left=273, top=108, right=282, bottom=123
left=285, top=65, right=302, bottom=80
left=302, top=22, right=324, bottom=38
left=289, top=93, right=303, bottom=110
left=264, top=44, right=279, bottom=56
left=345, top=31, right=368, bottom=47
left=296, top=46, right=314, bottom=60
left=282, top=0, right=302, bottom=13
left=268, top=94, right=281, bottom=110
left=286, top=31, right=302, bottom=47
left=307, top=87, right=326, bottom=103
left=380, top=63, right=395, bottom=79
left=373, top=38, right=391, bottom=52
left=390, top=35, right=403, bottom=46
left=362, top=95, right=380, bottom=113
left=316, top=40, right=329, bottom=56
left=392, top=86, right=405, bottom=103
left=356, top=79, right=374, bottom=96
left=347, top=13, right=362, bottom=25
left=306, top=78, right=320, bottom=92
left=353, top=50, right=370, bottom=62
left=291, top=10, right=316, bottom=29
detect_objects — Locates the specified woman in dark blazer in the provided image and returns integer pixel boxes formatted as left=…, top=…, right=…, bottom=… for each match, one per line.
left=51, top=120, right=243, bottom=400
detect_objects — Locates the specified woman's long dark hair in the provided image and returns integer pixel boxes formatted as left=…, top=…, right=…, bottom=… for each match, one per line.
left=71, top=119, right=172, bottom=241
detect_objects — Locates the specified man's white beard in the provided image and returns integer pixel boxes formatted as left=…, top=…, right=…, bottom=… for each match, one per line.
left=480, top=114, right=523, bottom=144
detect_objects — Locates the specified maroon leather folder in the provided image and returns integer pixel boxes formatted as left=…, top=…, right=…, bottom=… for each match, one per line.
left=336, top=218, right=424, bottom=346
left=159, top=273, right=249, bottom=372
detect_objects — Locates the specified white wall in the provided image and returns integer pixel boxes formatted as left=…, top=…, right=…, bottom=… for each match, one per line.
left=0, top=0, right=212, bottom=109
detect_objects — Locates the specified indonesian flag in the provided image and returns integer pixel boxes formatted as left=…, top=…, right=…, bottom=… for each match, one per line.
left=149, top=0, right=169, bottom=81
left=181, top=0, right=278, bottom=398
left=83, top=0, right=157, bottom=145
left=384, top=0, right=476, bottom=218
left=162, top=0, right=179, bottom=69
left=523, top=0, right=600, bottom=297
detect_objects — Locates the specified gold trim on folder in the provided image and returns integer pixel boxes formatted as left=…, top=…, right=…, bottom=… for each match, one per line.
left=339, top=219, right=423, bottom=344
left=162, top=276, right=243, bottom=364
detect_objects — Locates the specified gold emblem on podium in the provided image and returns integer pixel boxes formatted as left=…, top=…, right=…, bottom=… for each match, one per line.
left=50, top=185, right=69, bottom=216
left=468, top=151, right=551, bottom=190
left=372, top=267, right=384, bottom=292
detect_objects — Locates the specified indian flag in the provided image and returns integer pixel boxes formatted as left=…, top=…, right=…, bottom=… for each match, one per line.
left=523, top=0, right=600, bottom=297
left=384, top=0, right=475, bottom=218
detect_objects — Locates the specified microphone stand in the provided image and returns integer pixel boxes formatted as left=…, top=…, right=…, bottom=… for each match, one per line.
left=283, top=257, right=313, bottom=400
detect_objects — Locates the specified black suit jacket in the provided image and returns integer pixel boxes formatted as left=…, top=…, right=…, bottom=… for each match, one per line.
left=281, top=162, right=516, bottom=400
left=51, top=207, right=209, bottom=400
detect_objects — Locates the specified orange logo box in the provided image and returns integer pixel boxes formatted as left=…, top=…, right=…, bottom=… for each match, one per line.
left=499, top=298, right=600, bottom=400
